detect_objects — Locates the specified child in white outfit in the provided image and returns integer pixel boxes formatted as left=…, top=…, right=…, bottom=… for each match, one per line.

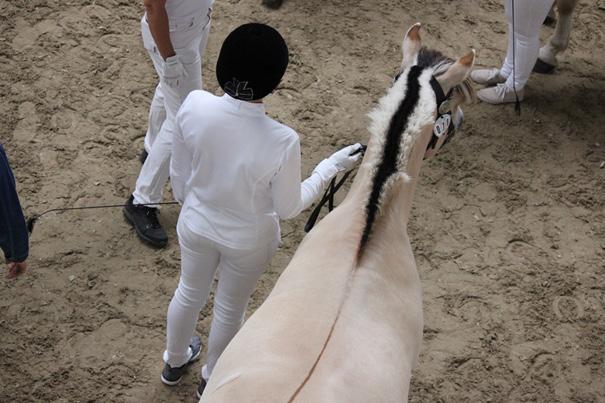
left=471, top=0, right=555, bottom=104
left=160, top=23, right=363, bottom=398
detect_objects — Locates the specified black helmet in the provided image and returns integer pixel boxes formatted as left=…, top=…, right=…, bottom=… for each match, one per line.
left=216, top=23, right=289, bottom=101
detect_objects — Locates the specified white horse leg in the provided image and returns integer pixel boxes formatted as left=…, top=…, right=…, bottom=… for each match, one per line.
left=536, top=0, right=577, bottom=72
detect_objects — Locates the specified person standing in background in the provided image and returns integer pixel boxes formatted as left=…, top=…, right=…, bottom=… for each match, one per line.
left=0, top=144, right=29, bottom=279
left=471, top=0, right=555, bottom=104
left=124, top=0, right=213, bottom=248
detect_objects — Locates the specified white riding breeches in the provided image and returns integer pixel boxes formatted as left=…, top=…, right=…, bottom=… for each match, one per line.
left=163, top=217, right=278, bottom=379
left=133, top=13, right=211, bottom=205
left=499, top=0, right=555, bottom=91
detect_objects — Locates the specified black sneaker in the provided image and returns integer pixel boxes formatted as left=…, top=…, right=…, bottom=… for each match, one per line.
left=139, top=149, right=148, bottom=165
left=196, top=378, right=207, bottom=399
left=123, top=195, right=168, bottom=248
left=161, top=336, right=202, bottom=386
left=262, top=0, right=284, bottom=9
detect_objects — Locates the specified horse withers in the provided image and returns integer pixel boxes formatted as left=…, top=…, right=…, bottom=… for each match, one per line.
left=200, top=23, right=475, bottom=403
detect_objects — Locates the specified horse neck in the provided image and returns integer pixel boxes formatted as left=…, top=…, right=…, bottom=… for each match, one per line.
left=346, top=125, right=431, bottom=228
left=391, top=128, right=432, bottom=223
left=344, top=68, right=437, bottom=258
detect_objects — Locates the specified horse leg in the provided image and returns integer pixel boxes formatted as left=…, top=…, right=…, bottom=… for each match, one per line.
left=535, top=0, right=578, bottom=73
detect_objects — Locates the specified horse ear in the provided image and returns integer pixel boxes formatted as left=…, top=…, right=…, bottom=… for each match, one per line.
left=436, top=49, right=476, bottom=94
left=401, top=23, right=422, bottom=70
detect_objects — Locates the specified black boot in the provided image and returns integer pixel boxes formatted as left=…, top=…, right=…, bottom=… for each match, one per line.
left=123, top=195, right=168, bottom=248
left=262, top=0, right=284, bottom=9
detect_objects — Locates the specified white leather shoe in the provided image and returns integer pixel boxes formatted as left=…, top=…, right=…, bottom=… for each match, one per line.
left=470, top=68, right=506, bottom=86
left=477, top=84, right=524, bottom=105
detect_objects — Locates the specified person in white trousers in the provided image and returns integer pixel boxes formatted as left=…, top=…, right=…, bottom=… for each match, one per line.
left=471, top=0, right=555, bottom=104
left=123, top=0, right=213, bottom=248
left=158, top=23, right=364, bottom=398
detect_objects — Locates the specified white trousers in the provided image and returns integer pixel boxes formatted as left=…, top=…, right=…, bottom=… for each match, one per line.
left=133, top=13, right=211, bottom=205
left=499, top=0, right=555, bottom=91
left=164, top=218, right=278, bottom=379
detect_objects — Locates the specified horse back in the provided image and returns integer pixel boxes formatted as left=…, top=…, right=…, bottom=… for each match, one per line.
left=201, top=197, right=366, bottom=403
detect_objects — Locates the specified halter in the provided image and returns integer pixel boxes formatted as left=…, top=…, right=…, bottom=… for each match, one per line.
left=304, top=71, right=460, bottom=231
left=392, top=70, right=459, bottom=151
left=427, top=75, right=456, bottom=151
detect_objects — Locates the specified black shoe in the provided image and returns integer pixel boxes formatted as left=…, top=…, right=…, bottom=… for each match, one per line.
left=161, top=336, right=202, bottom=386
left=533, top=58, right=556, bottom=74
left=123, top=195, right=168, bottom=248
left=196, top=378, right=207, bottom=399
left=262, top=0, right=284, bottom=9
left=139, top=149, right=148, bottom=165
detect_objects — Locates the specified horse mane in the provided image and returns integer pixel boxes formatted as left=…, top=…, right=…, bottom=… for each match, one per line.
left=359, top=66, right=418, bottom=252
left=359, top=47, right=473, bottom=256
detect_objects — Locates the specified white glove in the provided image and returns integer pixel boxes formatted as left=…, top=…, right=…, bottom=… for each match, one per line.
left=313, top=143, right=364, bottom=181
left=162, top=55, right=187, bottom=87
left=329, top=143, right=364, bottom=172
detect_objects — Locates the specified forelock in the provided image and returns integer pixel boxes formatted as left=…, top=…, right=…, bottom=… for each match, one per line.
left=416, top=46, right=475, bottom=104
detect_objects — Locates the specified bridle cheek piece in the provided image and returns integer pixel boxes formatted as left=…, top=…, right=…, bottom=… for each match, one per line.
left=426, top=75, right=459, bottom=153
left=392, top=70, right=461, bottom=156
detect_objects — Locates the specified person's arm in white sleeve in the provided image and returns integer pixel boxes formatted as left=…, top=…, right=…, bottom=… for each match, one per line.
left=170, top=117, right=192, bottom=204
left=271, top=139, right=363, bottom=220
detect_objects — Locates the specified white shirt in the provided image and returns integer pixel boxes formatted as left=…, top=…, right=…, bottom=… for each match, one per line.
left=164, top=0, right=213, bottom=22
left=171, top=91, right=329, bottom=249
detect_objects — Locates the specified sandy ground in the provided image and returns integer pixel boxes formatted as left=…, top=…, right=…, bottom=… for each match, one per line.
left=1, top=0, right=604, bottom=402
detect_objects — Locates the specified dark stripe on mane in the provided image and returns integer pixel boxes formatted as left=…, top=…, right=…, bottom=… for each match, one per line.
left=359, top=65, right=423, bottom=253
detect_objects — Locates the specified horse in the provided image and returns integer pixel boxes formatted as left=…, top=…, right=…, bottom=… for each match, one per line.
left=534, top=0, right=579, bottom=73
left=199, top=23, right=475, bottom=403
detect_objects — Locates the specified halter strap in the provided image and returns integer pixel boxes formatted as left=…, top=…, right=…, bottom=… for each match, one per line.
left=426, top=75, right=456, bottom=152
left=430, top=75, right=447, bottom=107
left=429, top=75, right=454, bottom=115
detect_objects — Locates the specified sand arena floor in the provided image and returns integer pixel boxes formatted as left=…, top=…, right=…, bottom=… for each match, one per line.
left=1, top=0, right=604, bottom=402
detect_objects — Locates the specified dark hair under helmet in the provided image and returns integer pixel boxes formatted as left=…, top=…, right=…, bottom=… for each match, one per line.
left=216, top=23, right=289, bottom=101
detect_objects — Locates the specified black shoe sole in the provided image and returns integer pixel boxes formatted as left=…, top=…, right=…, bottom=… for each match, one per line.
left=533, top=58, right=556, bottom=74
left=123, top=207, right=168, bottom=248
left=262, top=0, right=284, bottom=9
left=196, top=379, right=207, bottom=399
left=160, top=373, right=183, bottom=386
left=160, top=346, right=202, bottom=386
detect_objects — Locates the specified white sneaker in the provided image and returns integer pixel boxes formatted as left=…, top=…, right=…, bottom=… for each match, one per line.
left=477, top=84, right=524, bottom=105
left=470, top=68, right=506, bottom=86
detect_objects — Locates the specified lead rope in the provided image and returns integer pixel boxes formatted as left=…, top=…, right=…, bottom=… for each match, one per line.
left=304, top=171, right=353, bottom=233
left=512, top=0, right=522, bottom=115
left=27, top=201, right=179, bottom=234
left=304, top=144, right=367, bottom=232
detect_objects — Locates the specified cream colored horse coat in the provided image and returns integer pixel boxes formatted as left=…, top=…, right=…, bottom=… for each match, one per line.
left=200, top=23, right=475, bottom=403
